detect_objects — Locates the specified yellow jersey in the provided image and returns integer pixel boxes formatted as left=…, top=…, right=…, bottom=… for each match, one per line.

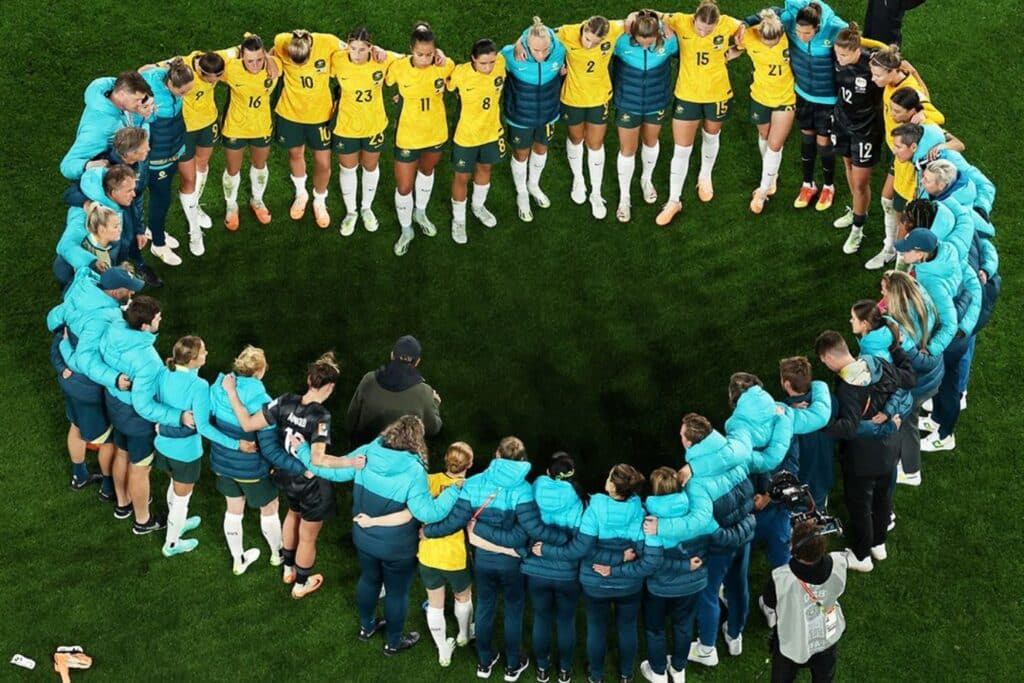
left=386, top=58, right=456, bottom=150
left=666, top=12, right=741, bottom=103
left=883, top=72, right=945, bottom=198
left=743, top=28, right=795, bottom=108
left=273, top=32, right=343, bottom=124
left=417, top=473, right=467, bottom=571
left=171, top=49, right=236, bottom=131
left=221, top=56, right=282, bottom=139
left=557, top=21, right=625, bottom=107
left=448, top=56, right=507, bottom=147
left=331, top=51, right=400, bottom=138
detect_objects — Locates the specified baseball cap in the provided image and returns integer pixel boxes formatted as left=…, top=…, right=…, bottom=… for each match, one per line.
left=392, top=335, right=422, bottom=362
left=894, top=228, right=938, bottom=254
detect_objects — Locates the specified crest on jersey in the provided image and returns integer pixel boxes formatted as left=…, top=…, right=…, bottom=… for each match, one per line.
left=264, top=78, right=273, bottom=89
left=315, top=58, right=327, bottom=72
left=855, top=76, right=868, bottom=92
left=494, top=76, right=504, bottom=88
left=783, top=48, right=791, bottom=61
left=434, top=77, right=445, bottom=92
left=600, top=41, right=611, bottom=54
left=317, top=422, right=329, bottom=437
left=373, top=70, right=384, bottom=83
left=714, top=36, right=725, bottom=49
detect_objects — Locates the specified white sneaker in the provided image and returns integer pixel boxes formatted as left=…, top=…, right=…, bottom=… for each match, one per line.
left=845, top=548, right=874, bottom=573
left=843, top=227, right=864, bottom=254
left=921, top=398, right=933, bottom=413
left=438, top=636, right=456, bottom=667
left=339, top=212, right=358, bottom=237
left=196, top=206, right=213, bottom=230
left=616, top=203, right=631, bottom=223
left=896, top=463, right=922, bottom=487
left=918, top=416, right=940, bottom=433
left=722, top=624, right=742, bottom=656
left=413, top=209, right=437, bottom=237
left=921, top=433, right=956, bottom=452
left=452, top=221, right=468, bottom=245
left=833, top=207, right=854, bottom=228
left=687, top=641, right=718, bottom=667
left=640, top=660, right=667, bottom=683
left=233, top=548, right=261, bottom=575
left=189, top=230, right=205, bottom=257
left=640, top=178, right=658, bottom=204
left=960, top=392, right=967, bottom=411
left=570, top=177, right=587, bottom=204
left=360, top=208, right=379, bottom=232
left=527, top=184, right=551, bottom=208
left=668, top=663, right=686, bottom=683
left=150, top=244, right=182, bottom=266
left=865, top=248, right=896, bottom=270
left=758, top=595, right=777, bottom=628
left=393, top=230, right=414, bottom=256
left=516, top=193, right=533, bottom=223
left=590, top=194, right=607, bottom=220
left=870, top=543, right=888, bottom=562
left=471, top=204, right=497, bottom=228
left=146, top=229, right=180, bottom=249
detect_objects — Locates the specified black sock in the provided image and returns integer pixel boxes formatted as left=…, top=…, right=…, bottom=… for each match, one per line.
left=295, top=564, right=312, bottom=586
left=853, top=213, right=867, bottom=228
left=801, top=134, right=817, bottom=184
left=819, top=144, right=836, bottom=186
left=281, top=547, right=296, bottom=568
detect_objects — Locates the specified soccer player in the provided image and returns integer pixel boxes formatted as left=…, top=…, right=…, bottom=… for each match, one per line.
left=655, top=1, right=746, bottom=226
left=727, top=9, right=795, bottom=214
left=386, top=23, right=455, bottom=256
left=152, top=336, right=257, bottom=558
left=331, top=28, right=399, bottom=236
left=220, top=35, right=282, bottom=232
left=273, top=29, right=344, bottom=228
left=500, top=18, right=567, bottom=223
left=612, top=11, right=679, bottom=222
left=447, top=39, right=506, bottom=244
left=54, top=203, right=123, bottom=292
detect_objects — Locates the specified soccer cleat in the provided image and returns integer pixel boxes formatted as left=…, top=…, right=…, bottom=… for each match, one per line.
left=767, top=176, right=778, bottom=197
left=918, top=415, right=940, bottom=433
left=815, top=185, right=835, bottom=211
left=98, top=488, right=114, bottom=502
left=269, top=552, right=284, bottom=567
left=921, top=433, right=956, bottom=452
left=70, top=472, right=103, bottom=491
left=749, top=188, right=768, bottom=215
left=845, top=548, right=874, bottom=573
left=793, top=183, right=817, bottom=209
left=313, top=203, right=330, bottom=229
left=516, top=194, right=533, bottom=223
left=722, top=623, right=742, bottom=656
left=340, top=212, right=358, bottom=236
left=437, top=636, right=456, bottom=667
left=472, top=204, right=498, bottom=228
left=113, top=504, right=133, bottom=520
left=282, top=566, right=296, bottom=585
left=361, top=208, right=380, bottom=232
left=570, top=177, right=587, bottom=205
left=640, top=178, right=658, bottom=204
left=687, top=641, right=718, bottom=667
left=697, top=177, right=714, bottom=202
left=393, top=231, right=414, bottom=256
left=197, top=207, right=213, bottom=230
left=182, top=516, right=201, bottom=534
left=359, top=617, right=387, bottom=641
left=833, top=207, right=854, bottom=229
left=655, top=201, right=682, bottom=226
left=759, top=595, right=777, bottom=628
left=640, top=660, right=667, bottom=683
left=132, top=514, right=167, bottom=535
left=162, top=538, right=199, bottom=558
left=842, top=227, right=864, bottom=254
left=383, top=632, right=421, bottom=656
left=225, top=204, right=240, bottom=231
left=290, top=193, right=309, bottom=220
left=413, top=209, right=437, bottom=237
left=616, top=203, right=631, bottom=223
left=865, top=248, right=896, bottom=270
left=150, top=244, right=182, bottom=266
left=870, top=543, right=888, bottom=561
left=590, top=194, right=607, bottom=220
left=250, top=199, right=272, bottom=225
left=504, top=656, right=530, bottom=682
left=233, top=548, right=261, bottom=575
left=189, top=229, right=206, bottom=257
left=146, top=228, right=180, bottom=249
left=527, top=184, right=551, bottom=209
left=477, top=653, right=501, bottom=679
left=291, top=573, right=324, bottom=599
left=452, top=221, right=468, bottom=245
left=457, top=623, right=476, bottom=647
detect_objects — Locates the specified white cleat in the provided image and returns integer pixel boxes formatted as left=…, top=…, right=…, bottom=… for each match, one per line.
left=438, top=637, right=456, bottom=668
left=870, top=543, right=888, bottom=562
left=758, top=595, right=777, bottom=628
left=150, top=244, right=182, bottom=266
left=570, top=177, right=587, bottom=205
left=516, top=194, right=533, bottom=223
left=233, top=548, right=261, bottom=575
left=393, top=230, right=414, bottom=256
left=196, top=206, right=213, bottom=229
left=339, top=212, right=358, bottom=237
left=472, top=204, right=497, bottom=228
left=843, top=227, right=864, bottom=254
left=146, top=229, right=180, bottom=249
left=451, top=221, right=468, bottom=245
left=527, top=184, right=551, bottom=209
left=188, top=230, right=205, bottom=257
left=833, top=207, right=854, bottom=229
left=590, top=194, right=607, bottom=220
left=360, top=208, right=379, bottom=233
left=616, top=203, right=631, bottom=223
left=865, top=248, right=896, bottom=270
left=640, top=178, right=658, bottom=204
left=413, top=209, right=437, bottom=237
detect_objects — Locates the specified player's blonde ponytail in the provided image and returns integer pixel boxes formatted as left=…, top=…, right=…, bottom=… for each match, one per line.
left=85, top=203, right=119, bottom=238
left=288, top=29, right=314, bottom=64
left=758, top=9, right=785, bottom=41
left=870, top=44, right=903, bottom=71
left=527, top=16, right=550, bottom=44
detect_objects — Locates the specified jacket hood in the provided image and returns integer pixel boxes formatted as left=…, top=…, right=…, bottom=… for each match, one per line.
left=85, top=77, right=119, bottom=114
left=517, top=26, right=559, bottom=63
left=66, top=268, right=119, bottom=313
left=645, top=492, right=689, bottom=518
left=483, top=458, right=531, bottom=488
left=374, top=359, right=424, bottom=392
left=727, top=386, right=777, bottom=431
left=687, top=429, right=728, bottom=469
left=533, top=476, right=584, bottom=525
left=592, top=493, right=646, bottom=531
left=80, top=167, right=120, bottom=209
left=364, top=438, right=426, bottom=477
left=859, top=327, right=893, bottom=358
left=839, top=355, right=883, bottom=387
left=105, top=325, right=157, bottom=356
left=211, top=373, right=268, bottom=416
left=913, top=123, right=947, bottom=163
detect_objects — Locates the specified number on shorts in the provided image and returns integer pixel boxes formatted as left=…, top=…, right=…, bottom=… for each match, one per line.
left=355, top=89, right=372, bottom=102
left=248, top=95, right=262, bottom=108
left=840, top=87, right=853, bottom=104
left=212, top=123, right=219, bottom=137
left=696, top=52, right=709, bottom=66
left=858, top=142, right=873, bottom=161
left=482, top=97, right=491, bottom=110
left=370, top=132, right=385, bottom=147
left=497, top=137, right=507, bottom=154
left=300, top=75, right=314, bottom=89
left=420, top=97, right=431, bottom=112
left=586, top=60, right=596, bottom=73
left=319, top=126, right=330, bottom=143
left=715, top=100, right=729, bottom=117
left=545, top=124, right=554, bottom=139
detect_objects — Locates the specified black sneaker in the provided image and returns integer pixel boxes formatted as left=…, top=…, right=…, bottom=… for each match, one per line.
left=132, top=513, right=167, bottom=535
left=504, top=656, right=530, bottom=682
left=136, top=264, right=163, bottom=288
left=383, top=632, right=420, bottom=656
left=113, top=504, right=133, bottom=520
left=358, top=617, right=387, bottom=641
left=557, top=670, right=572, bottom=683
left=98, top=488, right=115, bottom=502
left=536, top=667, right=550, bottom=683
left=477, top=654, right=500, bottom=679
left=70, top=472, right=103, bottom=490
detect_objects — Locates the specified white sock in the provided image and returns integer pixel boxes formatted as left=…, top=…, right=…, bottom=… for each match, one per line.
left=471, top=183, right=489, bottom=209
left=339, top=166, right=358, bottom=214
left=165, top=490, right=190, bottom=548
left=196, top=169, right=209, bottom=201
left=259, top=512, right=282, bottom=560
left=699, top=130, right=721, bottom=182
left=528, top=151, right=547, bottom=190
left=223, top=171, right=241, bottom=205
left=179, top=190, right=198, bottom=230
left=414, top=171, right=434, bottom=211
left=882, top=197, right=898, bottom=251
left=566, top=140, right=584, bottom=183
left=313, top=188, right=328, bottom=208
left=640, top=143, right=659, bottom=183
left=617, top=153, right=635, bottom=206
left=669, top=144, right=693, bottom=203
left=758, top=137, right=768, bottom=157
left=452, top=199, right=467, bottom=224
left=454, top=598, right=473, bottom=641
left=361, top=166, right=380, bottom=210
left=761, top=148, right=783, bottom=192
left=224, top=511, right=244, bottom=562
left=587, top=145, right=605, bottom=198
left=426, top=606, right=448, bottom=652
left=395, top=190, right=414, bottom=228
left=511, top=157, right=528, bottom=195
left=166, top=481, right=175, bottom=510
left=291, top=174, right=308, bottom=197
left=250, top=166, right=269, bottom=203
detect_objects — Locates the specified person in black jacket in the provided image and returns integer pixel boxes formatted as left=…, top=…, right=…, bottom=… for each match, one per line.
left=864, top=0, right=925, bottom=46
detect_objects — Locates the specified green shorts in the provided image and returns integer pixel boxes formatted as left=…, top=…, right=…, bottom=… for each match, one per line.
left=893, top=193, right=909, bottom=212
left=749, top=99, right=796, bottom=126
left=215, top=474, right=278, bottom=508
left=419, top=563, right=472, bottom=593
left=673, top=97, right=733, bottom=122
left=222, top=134, right=272, bottom=150
left=182, top=120, right=220, bottom=161
left=561, top=103, right=609, bottom=126
left=275, top=115, right=332, bottom=151
left=615, top=109, right=668, bottom=129
left=452, top=139, right=505, bottom=172
left=154, top=452, right=202, bottom=485
left=394, top=141, right=447, bottom=162
left=507, top=123, right=555, bottom=150
left=332, top=131, right=386, bottom=155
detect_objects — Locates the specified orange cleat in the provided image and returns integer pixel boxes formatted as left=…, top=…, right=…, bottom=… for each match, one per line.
left=655, top=201, right=683, bottom=226
left=768, top=176, right=778, bottom=197
left=313, top=203, right=330, bottom=229
left=291, top=573, right=324, bottom=599
left=290, top=193, right=309, bottom=220
left=815, top=185, right=835, bottom=211
left=282, top=566, right=296, bottom=585
left=793, top=184, right=818, bottom=209
left=697, top=178, right=714, bottom=203
left=750, top=188, right=768, bottom=215
left=224, top=206, right=240, bottom=232
left=250, top=199, right=272, bottom=225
